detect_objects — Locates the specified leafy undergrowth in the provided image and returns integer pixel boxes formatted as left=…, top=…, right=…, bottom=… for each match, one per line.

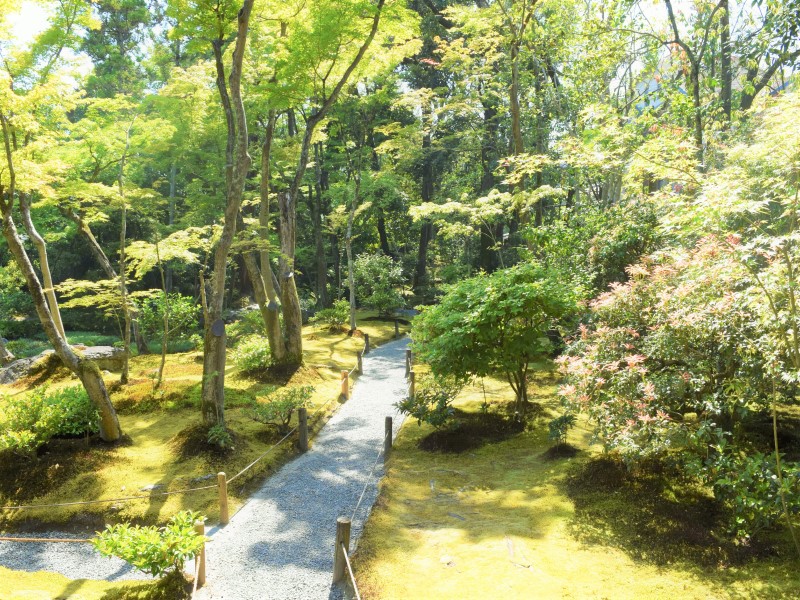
left=354, top=373, right=800, bottom=599
left=0, top=566, right=190, bottom=600
left=0, top=314, right=408, bottom=533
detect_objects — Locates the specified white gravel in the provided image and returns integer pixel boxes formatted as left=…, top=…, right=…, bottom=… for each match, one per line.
left=0, top=336, right=409, bottom=599
left=193, top=336, right=409, bottom=600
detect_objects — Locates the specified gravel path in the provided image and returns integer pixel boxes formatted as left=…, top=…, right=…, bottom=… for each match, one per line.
left=0, top=336, right=409, bottom=599
left=193, top=336, right=409, bottom=600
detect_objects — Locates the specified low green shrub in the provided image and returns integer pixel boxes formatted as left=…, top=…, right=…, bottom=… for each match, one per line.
left=396, top=375, right=462, bottom=431
left=310, top=299, right=349, bottom=332
left=93, top=510, right=206, bottom=577
left=232, top=335, right=273, bottom=375
left=137, top=293, right=200, bottom=344
left=226, top=310, right=267, bottom=345
left=250, top=385, right=315, bottom=433
left=0, top=386, right=99, bottom=456
left=548, top=413, right=577, bottom=447
left=206, top=423, right=233, bottom=449
left=5, top=338, right=49, bottom=358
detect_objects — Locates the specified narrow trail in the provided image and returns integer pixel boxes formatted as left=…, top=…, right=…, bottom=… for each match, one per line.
left=0, top=337, right=410, bottom=599
left=193, top=336, right=409, bottom=600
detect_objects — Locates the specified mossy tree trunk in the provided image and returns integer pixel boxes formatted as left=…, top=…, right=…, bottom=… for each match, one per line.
left=201, top=0, right=255, bottom=427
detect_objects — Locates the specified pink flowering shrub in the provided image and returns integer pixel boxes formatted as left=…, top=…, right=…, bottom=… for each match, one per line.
left=559, top=237, right=800, bottom=539
left=560, top=237, right=769, bottom=463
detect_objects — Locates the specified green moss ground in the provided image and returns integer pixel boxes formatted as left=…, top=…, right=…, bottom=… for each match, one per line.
left=354, top=371, right=800, bottom=599
left=0, top=314, right=407, bottom=598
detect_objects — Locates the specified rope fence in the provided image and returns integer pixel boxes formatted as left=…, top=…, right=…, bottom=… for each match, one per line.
left=333, top=415, right=396, bottom=599
left=0, top=536, right=90, bottom=543
left=341, top=542, right=362, bottom=600
left=1, top=334, right=392, bottom=594
left=0, top=339, right=371, bottom=518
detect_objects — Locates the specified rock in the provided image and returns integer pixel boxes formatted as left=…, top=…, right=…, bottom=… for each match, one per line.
left=0, top=345, right=128, bottom=385
left=0, top=350, right=56, bottom=385
left=140, top=484, right=165, bottom=492
left=78, top=346, right=128, bottom=371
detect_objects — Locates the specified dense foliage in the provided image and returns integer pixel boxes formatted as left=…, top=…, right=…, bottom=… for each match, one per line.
left=412, top=263, right=578, bottom=410
left=0, top=386, right=99, bottom=456
left=93, top=511, right=206, bottom=577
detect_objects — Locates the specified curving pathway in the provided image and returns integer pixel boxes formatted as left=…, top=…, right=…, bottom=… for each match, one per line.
left=0, top=337, right=410, bottom=599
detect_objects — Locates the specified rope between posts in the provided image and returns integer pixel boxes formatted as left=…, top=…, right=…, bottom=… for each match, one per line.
left=341, top=542, right=362, bottom=600
left=0, top=536, right=91, bottom=543
left=0, top=483, right=219, bottom=512
left=350, top=430, right=390, bottom=522
left=191, top=553, right=201, bottom=598
left=226, top=424, right=299, bottom=485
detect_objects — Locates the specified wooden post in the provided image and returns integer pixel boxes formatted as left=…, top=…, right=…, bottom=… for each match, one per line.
left=409, top=370, right=415, bottom=398
left=384, top=416, right=392, bottom=463
left=217, top=472, right=229, bottom=525
left=298, top=407, right=308, bottom=452
left=405, top=349, right=411, bottom=377
left=394, top=319, right=399, bottom=338
left=332, top=516, right=352, bottom=584
left=357, top=350, right=363, bottom=375
left=341, top=370, right=349, bottom=400
left=364, top=333, right=370, bottom=355
left=194, top=520, right=206, bottom=587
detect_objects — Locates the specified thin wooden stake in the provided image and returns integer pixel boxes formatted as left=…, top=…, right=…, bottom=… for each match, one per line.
left=333, top=516, right=352, bottom=584
left=394, top=320, right=399, bottom=338
left=341, top=370, right=349, bottom=400
left=218, top=472, right=229, bottom=525
left=194, top=520, right=206, bottom=587
left=405, top=349, right=411, bottom=377
left=357, top=350, right=363, bottom=375
left=298, top=407, right=308, bottom=452
left=363, top=333, right=370, bottom=355
left=384, top=416, right=392, bottom=463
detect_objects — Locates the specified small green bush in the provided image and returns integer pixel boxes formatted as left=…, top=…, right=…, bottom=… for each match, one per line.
left=93, top=510, right=206, bottom=577
left=226, top=310, right=267, bottom=345
left=138, top=293, right=200, bottom=344
left=548, top=413, right=577, bottom=447
left=0, top=386, right=99, bottom=456
left=250, top=385, right=315, bottom=433
left=396, top=375, right=462, bottom=431
left=207, top=423, right=233, bottom=449
left=5, top=338, right=49, bottom=358
left=232, top=335, right=273, bottom=375
left=310, top=299, right=350, bottom=332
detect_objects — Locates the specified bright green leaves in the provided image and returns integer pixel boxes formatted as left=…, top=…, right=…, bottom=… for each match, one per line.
left=412, top=262, right=578, bottom=402
left=93, top=511, right=206, bottom=577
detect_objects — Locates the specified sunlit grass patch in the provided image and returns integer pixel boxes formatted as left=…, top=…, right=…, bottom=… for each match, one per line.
left=0, top=313, right=406, bottom=531
left=354, top=373, right=800, bottom=600
left=0, top=566, right=188, bottom=599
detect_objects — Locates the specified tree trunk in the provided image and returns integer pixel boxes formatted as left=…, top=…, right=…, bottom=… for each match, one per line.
left=0, top=337, right=14, bottom=366
left=313, top=144, right=329, bottom=308
left=64, top=208, right=148, bottom=355
left=201, top=0, right=255, bottom=427
left=346, top=175, right=361, bottom=333
left=118, top=197, right=131, bottom=384
left=277, top=190, right=304, bottom=363
left=720, top=0, right=732, bottom=122
left=414, top=102, right=434, bottom=292
left=377, top=215, right=392, bottom=257
left=166, top=160, right=177, bottom=292
left=18, top=194, right=66, bottom=339
left=1, top=211, right=121, bottom=441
